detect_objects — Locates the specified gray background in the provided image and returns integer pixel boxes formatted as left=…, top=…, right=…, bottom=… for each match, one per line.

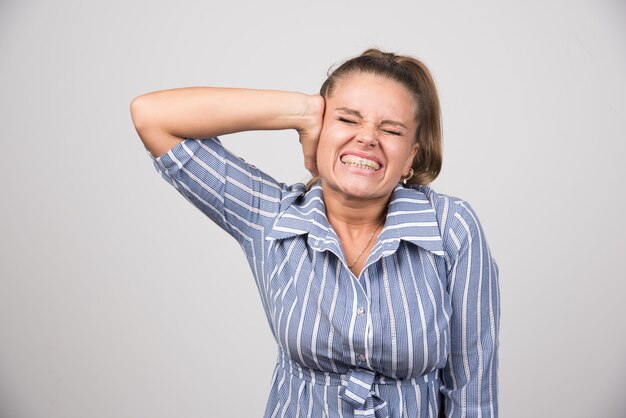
left=1, top=0, right=625, bottom=417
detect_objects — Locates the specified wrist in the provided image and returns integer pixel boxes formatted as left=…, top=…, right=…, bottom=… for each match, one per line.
left=293, top=94, right=325, bottom=134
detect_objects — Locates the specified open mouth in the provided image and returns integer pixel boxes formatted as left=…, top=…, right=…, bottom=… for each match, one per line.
left=340, top=154, right=382, bottom=171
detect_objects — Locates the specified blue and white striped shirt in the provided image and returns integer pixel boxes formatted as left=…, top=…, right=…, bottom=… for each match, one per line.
left=150, top=137, right=500, bottom=418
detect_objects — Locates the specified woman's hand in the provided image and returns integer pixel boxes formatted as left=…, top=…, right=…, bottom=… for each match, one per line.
left=296, top=94, right=325, bottom=176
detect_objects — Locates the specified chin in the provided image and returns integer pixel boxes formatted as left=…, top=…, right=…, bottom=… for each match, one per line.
left=325, top=177, right=393, bottom=201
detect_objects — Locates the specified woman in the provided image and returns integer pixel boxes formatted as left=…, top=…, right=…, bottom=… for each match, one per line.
left=131, top=49, right=500, bottom=418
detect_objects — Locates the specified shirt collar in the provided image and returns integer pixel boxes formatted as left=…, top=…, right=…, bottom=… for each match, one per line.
left=373, top=185, right=445, bottom=257
left=266, top=183, right=444, bottom=257
left=266, top=184, right=340, bottom=254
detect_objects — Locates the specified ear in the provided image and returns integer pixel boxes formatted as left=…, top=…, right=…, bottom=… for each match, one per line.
left=404, top=142, right=420, bottom=173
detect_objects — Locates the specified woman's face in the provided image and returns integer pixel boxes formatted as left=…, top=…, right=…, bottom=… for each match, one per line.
left=317, top=72, right=419, bottom=203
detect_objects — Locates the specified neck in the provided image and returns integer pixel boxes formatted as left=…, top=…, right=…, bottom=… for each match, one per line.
left=321, top=183, right=390, bottom=235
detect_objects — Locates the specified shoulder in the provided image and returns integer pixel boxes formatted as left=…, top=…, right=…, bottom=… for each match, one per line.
left=412, top=185, right=467, bottom=230
left=413, top=185, right=488, bottom=256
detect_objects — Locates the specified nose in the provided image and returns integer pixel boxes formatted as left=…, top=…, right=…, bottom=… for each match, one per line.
left=356, top=126, right=378, bottom=147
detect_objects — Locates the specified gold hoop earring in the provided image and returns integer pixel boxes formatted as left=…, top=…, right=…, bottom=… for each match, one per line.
left=402, top=168, right=414, bottom=185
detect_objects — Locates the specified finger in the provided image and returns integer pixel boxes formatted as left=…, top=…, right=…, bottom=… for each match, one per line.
left=302, top=143, right=318, bottom=176
left=300, top=135, right=319, bottom=176
left=304, top=157, right=318, bottom=177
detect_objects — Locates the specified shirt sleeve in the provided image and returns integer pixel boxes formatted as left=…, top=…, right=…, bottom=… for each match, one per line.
left=440, top=200, right=500, bottom=418
left=149, top=137, right=291, bottom=242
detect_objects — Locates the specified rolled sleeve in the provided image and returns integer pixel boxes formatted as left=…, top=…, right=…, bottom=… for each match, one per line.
left=150, top=137, right=288, bottom=241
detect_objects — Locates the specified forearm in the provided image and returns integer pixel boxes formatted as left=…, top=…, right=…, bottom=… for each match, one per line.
left=130, top=87, right=317, bottom=157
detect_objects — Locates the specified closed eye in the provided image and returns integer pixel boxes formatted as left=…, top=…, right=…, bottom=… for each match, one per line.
left=338, top=117, right=357, bottom=124
left=383, top=130, right=402, bottom=136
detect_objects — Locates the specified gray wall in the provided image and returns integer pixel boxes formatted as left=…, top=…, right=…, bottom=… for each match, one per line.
left=1, top=1, right=625, bottom=417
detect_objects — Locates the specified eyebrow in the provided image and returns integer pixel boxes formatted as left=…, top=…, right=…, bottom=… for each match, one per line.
left=335, top=107, right=408, bottom=130
left=380, top=119, right=408, bottom=130
left=335, top=107, right=363, bottom=118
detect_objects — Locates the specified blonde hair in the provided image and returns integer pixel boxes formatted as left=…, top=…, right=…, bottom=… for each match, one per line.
left=313, top=48, right=442, bottom=187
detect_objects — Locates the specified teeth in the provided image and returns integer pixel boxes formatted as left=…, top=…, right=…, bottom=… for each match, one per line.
left=340, top=155, right=381, bottom=170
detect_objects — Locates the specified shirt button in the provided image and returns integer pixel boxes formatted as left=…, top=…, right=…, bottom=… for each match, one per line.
left=356, top=307, right=366, bottom=316
left=358, top=353, right=366, bottom=362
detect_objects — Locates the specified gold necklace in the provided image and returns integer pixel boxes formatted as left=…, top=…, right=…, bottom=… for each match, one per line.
left=347, top=217, right=385, bottom=269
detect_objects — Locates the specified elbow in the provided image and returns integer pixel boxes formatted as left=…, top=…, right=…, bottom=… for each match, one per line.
left=129, top=94, right=160, bottom=153
left=130, top=94, right=152, bottom=135
left=129, top=93, right=180, bottom=158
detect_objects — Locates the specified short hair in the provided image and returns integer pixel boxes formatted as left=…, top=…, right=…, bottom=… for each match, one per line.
left=319, top=49, right=442, bottom=185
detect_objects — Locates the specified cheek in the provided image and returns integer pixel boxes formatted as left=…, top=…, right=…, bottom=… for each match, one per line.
left=315, top=134, right=337, bottom=176
left=316, top=133, right=331, bottom=160
left=388, top=144, right=418, bottom=176
left=316, top=125, right=344, bottom=161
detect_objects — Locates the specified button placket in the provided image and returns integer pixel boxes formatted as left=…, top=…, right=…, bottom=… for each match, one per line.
left=353, top=290, right=370, bottom=366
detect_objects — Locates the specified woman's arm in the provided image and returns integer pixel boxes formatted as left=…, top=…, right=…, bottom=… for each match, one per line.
left=130, top=87, right=325, bottom=174
left=441, top=201, right=500, bottom=418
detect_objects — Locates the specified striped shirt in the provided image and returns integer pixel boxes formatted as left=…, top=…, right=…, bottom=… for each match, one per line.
left=150, top=137, right=500, bottom=418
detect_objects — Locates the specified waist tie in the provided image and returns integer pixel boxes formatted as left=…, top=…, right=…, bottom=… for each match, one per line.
left=339, top=367, right=388, bottom=417
left=277, top=351, right=439, bottom=418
